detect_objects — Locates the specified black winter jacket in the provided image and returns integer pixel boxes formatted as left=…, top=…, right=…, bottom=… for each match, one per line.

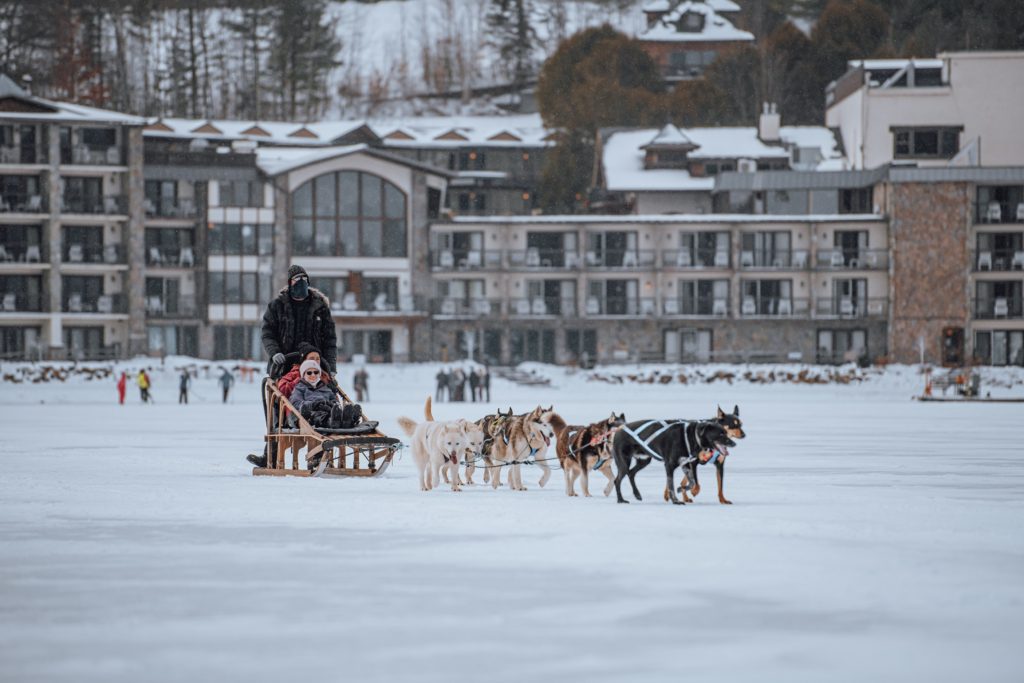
left=261, top=287, right=337, bottom=373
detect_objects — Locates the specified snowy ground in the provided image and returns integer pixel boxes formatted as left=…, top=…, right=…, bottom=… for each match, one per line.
left=1, top=361, right=1022, bottom=682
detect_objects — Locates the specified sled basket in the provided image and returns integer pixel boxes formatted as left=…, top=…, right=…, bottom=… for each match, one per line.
left=254, top=377, right=399, bottom=478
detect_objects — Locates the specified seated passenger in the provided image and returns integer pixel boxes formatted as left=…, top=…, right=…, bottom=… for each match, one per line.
left=289, top=360, right=361, bottom=430
left=276, top=342, right=335, bottom=398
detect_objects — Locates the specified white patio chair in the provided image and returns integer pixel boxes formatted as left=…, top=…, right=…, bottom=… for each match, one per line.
left=777, top=299, right=792, bottom=316
left=712, top=299, right=727, bottom=316
left=440, top=299, right=456, bottom=315
left=26, top=195, right=42, bottom=211
left=640, top=299, right=655, bottom=315
left=68, top=244, right=83, bottom=263
left=515, top=299, right=530, bottom=315
left=342, top=292, right=358, bottom=311
left=146, top=296, right=162, bottom=314
left=840, top=298, right=854, bottom=316
left=103, top=245, right=118, bottom=263
left=531, top=297, right=547, bottom=315
left=676, top=250, right=692, bottom=267
left=714, top=251, right=729, bottom=268
left=25, top=245, right=40, bottom=262
left=104, top=197, right=118, bottom=214
left=2, top=293, right=15, bottom=311
left=68, top=293, right=82, bottom=312
left=144, top=199, right=156, bottom=216
left=465, top=251, right=482, bottom=268
left=0, top=245, right=9, bottom=262
left=994, top=297, right=1009, bottom=318
left=1012, top=251, right=1024, bottom=270
left=986, top=202, right=1001, bottom=222
left=830, top=251, right=845, bottom=267
left=622, top=251, right=638, bottom=268
left=867, top=301, right=884, bottom=316
left=793, top=251, right=808, bottom=268
left=740, top=250, right=754, bottom=267
left=439, top=250, right=454, bottom=269
left=106, top=147, right=120, bottom=164
left=865, top=251, right=878, bottom=268
left=526, top=247, right=540, bottom=267
left=148, top=247, right=163, bottom=266
left=585, top=296, right=601, bottom=315
left=373, top=292, right=390, bottom=311
left=474, top=299, right=492, bottom=315
left=585, top=251, right=600, bottom=267
left=663, top=298, right=679, bottom=315
left=1017, top=202, right=1024, bottom=222
left=741, top=297, right=756, bottom=315
left=978, top=251, right=992, bottom=270
left=97, top=295, right=112, bottom=314
left=179, top=247, right=194, bottom=267
left=565, top=252, right=580, bottom=269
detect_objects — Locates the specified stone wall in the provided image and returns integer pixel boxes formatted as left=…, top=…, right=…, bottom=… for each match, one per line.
left=888, top=182, right=970, bottom=363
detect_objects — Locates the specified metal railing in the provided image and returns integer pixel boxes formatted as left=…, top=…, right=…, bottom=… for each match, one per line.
left=663, top=296, right=730, bottom=317
left=328, top=294, right=423, bottom=315
left=661, top=249, right=731, bottom=269
left=582, top=297, right=657, bottom=316
left=508, top=249, right=582, bottom=270
left=63, top=243, right=125, bottom=265
left=61, top=195, right=127, bottom=215
left=0, top=291, right=46, bottom=312
left=67, top=146, right=123, bottom=166
left=0, top=145, right=47, bottom=164
left=145, top=296, right=198, bottom=318
left=973, top=296, right=1023, bottom=319
left=738, top=249, right=810, bottom=269
left=432, top=297, right=501, bottom=317
left=146, top=246, right=197, bottom=267
left=507, top=297, right=577, bottom=317
left=583, top=250, right=657, bottom=269
left=62, top=293, right=126, bottom=314
left=972, top=248, right=1024, bottom=272
left=145, top=197, right=197, bottom=219
left=0, top=193, right=46, bottom=213
left=815, top=248, right=888, bottom=270
left=738, top=297, right=810, bottom=317
left=814, top=297, right=888, bottom=318
left=975, top=200, right=1024, bottom=225
left=429, top=249, right=501, bottom=271
left=0, top=242, right=47, bottom=263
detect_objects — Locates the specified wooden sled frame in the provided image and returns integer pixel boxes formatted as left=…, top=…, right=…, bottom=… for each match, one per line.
left=253, top=377, right=399, bottom=478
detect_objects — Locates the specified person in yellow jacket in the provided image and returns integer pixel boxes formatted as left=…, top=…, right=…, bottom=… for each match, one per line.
left=137, top=369, right=152, bottom=403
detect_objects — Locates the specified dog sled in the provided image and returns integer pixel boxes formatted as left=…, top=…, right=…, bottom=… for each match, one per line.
left=253, top=377, right=400, bottom=478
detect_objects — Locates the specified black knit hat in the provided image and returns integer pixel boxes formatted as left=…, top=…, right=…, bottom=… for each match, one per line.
left=287, top=264, right=308, bottom=281
left=297, top=341, right=320, bottom=357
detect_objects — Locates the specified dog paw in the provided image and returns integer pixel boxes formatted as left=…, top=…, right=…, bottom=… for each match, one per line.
left=719, top=498, right=733, bottom=505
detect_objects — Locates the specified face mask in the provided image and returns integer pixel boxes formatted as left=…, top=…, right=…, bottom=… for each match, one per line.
left=289, top=278, right=309, bottom=300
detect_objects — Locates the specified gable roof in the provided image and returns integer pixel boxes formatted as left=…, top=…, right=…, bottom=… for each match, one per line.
left=0, top=73, right=144, bottom=125
left=640, top=1, right=754, bottom=43
left=256, top=143, right=455, bottom=179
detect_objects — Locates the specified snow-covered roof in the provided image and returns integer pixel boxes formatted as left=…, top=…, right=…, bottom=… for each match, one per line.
left=847, top=58, right=944, bottom=70
left=145, top=118, right=372, bottom=146
left=0, top=74, right=145, bottom=126
left=643, top=123, right=696, bottom=148
left=370, top=114, right=553, bottom=149
left=255, top=144, right=454, bottom=179
left=640, top=1, right=753, bottom=43
left=643, top=0, right=740, bottom=13
left=603, top=125, right=845, bottom=191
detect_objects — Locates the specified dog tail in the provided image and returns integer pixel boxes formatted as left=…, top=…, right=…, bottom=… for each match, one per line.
left=544, top=411, right=567, bottom=435
left=397, top=416, right=418, bottom=436
left=424, top=396, right=435, bottom=421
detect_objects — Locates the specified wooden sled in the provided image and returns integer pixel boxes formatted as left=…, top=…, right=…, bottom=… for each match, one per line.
left=254, top=377, right=400, bottom=478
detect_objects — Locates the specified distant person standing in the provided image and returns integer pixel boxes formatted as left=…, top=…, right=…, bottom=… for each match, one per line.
left=219, top=368, right=235, bottom=403
left=137, top=369, right=151, bottom=403
left=480, top=367, right=491, bottom=402
left=468, top=367, right=480, bottom=402
left=116, top=371, right=127, bottom=405
left=353, top=367, right=369, bottom=402
left=435, top=368, right=449, bottom=402
left=178, top=369, right=191, bottom=404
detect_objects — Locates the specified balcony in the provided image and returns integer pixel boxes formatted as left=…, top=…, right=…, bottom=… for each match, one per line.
left=147, top=246, right=196, bottom=268
left=432, top=297, right=501, bottom=317
left=663, top=295, right=730, bottom=317
left=67, top=145, right=123, bottom=166
left=739, top=250, right=809, bottom=270
left=61, top=195, right=127, bottom=215
left=145, top=197, right=197, bottom=219
left=145, top=296, right=198, bottom=318
left=583, top=297, right=656, bottom=316
left=815, top=298, right=888, bottom=318
left=508, top=297, right=577, bottom=317
left=0, top=193, right=46, bottom=213
left=430, top=249, right=501, bottom=271
left=661, top=249, right=730, bottom=269
left=62, top=293, right=126, bottom=314
left=975, top=201, right=1024, bottom=225
left=0, top=242, right=46, bottom=264
left=0, top=145, right=47, bottom=165
left=973, top=296, right=1023, bottom=320
left=63, top=243, right=125, bottom=265
left=328, top=294, right=423, bottom=316
left=508, top=249, right=581, bottom=270
left=584, top=250, right=657, bottom=270
left=739, top=297, right=810, bottom=317
left=0, top=291, right=45, bottom=313
left=973, top=248, right=1024, bottom=272
left=815, top=249, right=888, bottom=270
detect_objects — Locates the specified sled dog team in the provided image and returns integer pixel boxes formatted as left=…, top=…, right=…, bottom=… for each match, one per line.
left=398, top=398, right=746, bottom=504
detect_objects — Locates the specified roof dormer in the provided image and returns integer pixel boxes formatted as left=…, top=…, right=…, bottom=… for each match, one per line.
left=641, top=124, right=699, bottom=169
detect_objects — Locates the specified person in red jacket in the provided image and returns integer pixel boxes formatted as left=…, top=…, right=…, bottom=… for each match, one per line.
left=275, top=342, right=336, bottom=398
left=116, top=371, right=127, bottom=405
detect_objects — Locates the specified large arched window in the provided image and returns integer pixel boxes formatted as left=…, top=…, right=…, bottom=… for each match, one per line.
left=292, top=171, right=406, bottom=257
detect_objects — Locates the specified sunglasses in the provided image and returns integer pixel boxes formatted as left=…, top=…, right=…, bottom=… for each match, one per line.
left=304, top=370, right=321, bottom=377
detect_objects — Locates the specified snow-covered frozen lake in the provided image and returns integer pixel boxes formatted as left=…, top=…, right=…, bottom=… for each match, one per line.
left=1, top=361, right=1022, bottom=682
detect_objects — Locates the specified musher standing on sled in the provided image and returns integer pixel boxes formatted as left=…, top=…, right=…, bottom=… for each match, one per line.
left=247, top=264, right=338, bottom=467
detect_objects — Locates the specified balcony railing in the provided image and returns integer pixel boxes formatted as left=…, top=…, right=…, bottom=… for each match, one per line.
left=61, top=195, right=127, bottom=215
left=815, top=248, right=888, bottom=270
left=0, top=242, right=46, bottom=263
left=973, top=296, right=1023, bottom=319
left=508, top=297, right=577, bottom=317
left=432, top=297, right=501, bottom=317
left=584, top=250, right=657, bottom=269
left=147, top=246, right=196, bottom=267
left=63, top=243, right=125, bottom=265
left=62, top=293, right=126, bottom=314
left=68, top=146, right=123, bottom=166
left=145, top=197, right=197, bottom=219
left=0, top=291, right=45, bottom=312
left=815, top=297, right=888, bottom=318
left=738, top=249, right=809, bottom=269
left=430, top=249, right=501, bottom=271
left=0, top=145, right=47, bottom=164
left=975, top=200, right=1024, bottom=225
left=0, top=193, right=46, bottom=213
left=738, top=297, right=810, bottom=317
left=583, top=296, right=657, bottom=316
left=509, top=249, right=582, bottom=270
left=145, top=296, right=198, bottom=318
left=663, top=296, right=730, bottom=317
left=661, top=249, right=731, bottom=269
left=328, top=294, right=422, bottom=315
left=973, top=248, right=1024, bottom=272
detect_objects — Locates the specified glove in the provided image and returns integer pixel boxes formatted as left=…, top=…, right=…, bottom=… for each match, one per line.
left=272, top=353, right=285, bottom=367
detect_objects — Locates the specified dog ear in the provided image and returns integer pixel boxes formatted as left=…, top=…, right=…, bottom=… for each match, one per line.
left=733, top=404, right=740, bottom=417
left=716, top=405, right=725, bottom=419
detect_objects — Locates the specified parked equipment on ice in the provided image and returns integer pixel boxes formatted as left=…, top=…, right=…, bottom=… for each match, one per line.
left=915, top=367, right=1024, bottom=402
left=254, top=378, right=399, bottom=478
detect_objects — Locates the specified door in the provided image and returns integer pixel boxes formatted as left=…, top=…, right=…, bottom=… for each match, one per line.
left=942, top=326, right=964, bottom=367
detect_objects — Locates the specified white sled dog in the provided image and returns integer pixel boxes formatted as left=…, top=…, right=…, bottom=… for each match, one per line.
left=397, top=398, right=469, bottom=492
left=423, top=397, right=486, bottom=486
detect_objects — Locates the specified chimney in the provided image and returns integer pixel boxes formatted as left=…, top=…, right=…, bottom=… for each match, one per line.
left=759, top=102, right=780, bottom=142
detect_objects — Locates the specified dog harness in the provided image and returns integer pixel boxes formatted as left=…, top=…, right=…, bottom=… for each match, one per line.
left=566, top=427, right=616, bottom=470
left=620, top=419, right=702, bottom=466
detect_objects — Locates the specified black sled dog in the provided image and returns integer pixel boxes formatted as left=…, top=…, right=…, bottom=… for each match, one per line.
left=611, top=419, right=735, bottom=505
left=664, top=405, right=746, bottom=505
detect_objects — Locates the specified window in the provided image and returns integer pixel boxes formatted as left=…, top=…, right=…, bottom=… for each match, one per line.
left=207, top=224, right=272, bottom=256
left=891, top=127, right=961, bottom=159
left=0, top=274, right=43, bottom=311
left=817, top=329, right=867, bottom=363
left=81, top=127, right=116, bottom=148
left=213, top=325, right=262, bottom=360
left=207, top=270, right=271, bottom=305
left=840, top=188, right=873, bottom=214
left=147, top=325, right=198, bottom=356
left=741, top=279, right=792, bottom=315
left=566, top=329, right=597, bottom=365
left=975, top=330, right=1024, bottom=366
left=291, top=171, right=407, bottom=257
left=456, top=192, right=486, bottom=214
left=219, top=180, right=262, bottom=208
left=741, top=231, right=791, bottom=267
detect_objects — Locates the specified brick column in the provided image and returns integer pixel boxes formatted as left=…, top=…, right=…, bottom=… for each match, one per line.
left=126, top=127, right=147, bottom=356
left=45, top=125, right=62, bottom=357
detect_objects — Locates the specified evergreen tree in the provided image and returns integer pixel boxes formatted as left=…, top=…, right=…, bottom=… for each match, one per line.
left=487, top=0, right=536, bottom=94
left=267, top=0, right=341, bottom=120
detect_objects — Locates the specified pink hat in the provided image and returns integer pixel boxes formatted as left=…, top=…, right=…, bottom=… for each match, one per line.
left=299, top=359, right=322, bottom=382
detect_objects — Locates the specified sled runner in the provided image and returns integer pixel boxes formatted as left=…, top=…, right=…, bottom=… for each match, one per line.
left=254, top=377, right=400, bottom=478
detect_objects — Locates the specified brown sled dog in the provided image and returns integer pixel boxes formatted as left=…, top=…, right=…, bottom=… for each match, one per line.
left=480, top=406, right=550, bottom=491
left=544, top=411, right=625, bottom=497
left=664, top=405, right=746, bottom=504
